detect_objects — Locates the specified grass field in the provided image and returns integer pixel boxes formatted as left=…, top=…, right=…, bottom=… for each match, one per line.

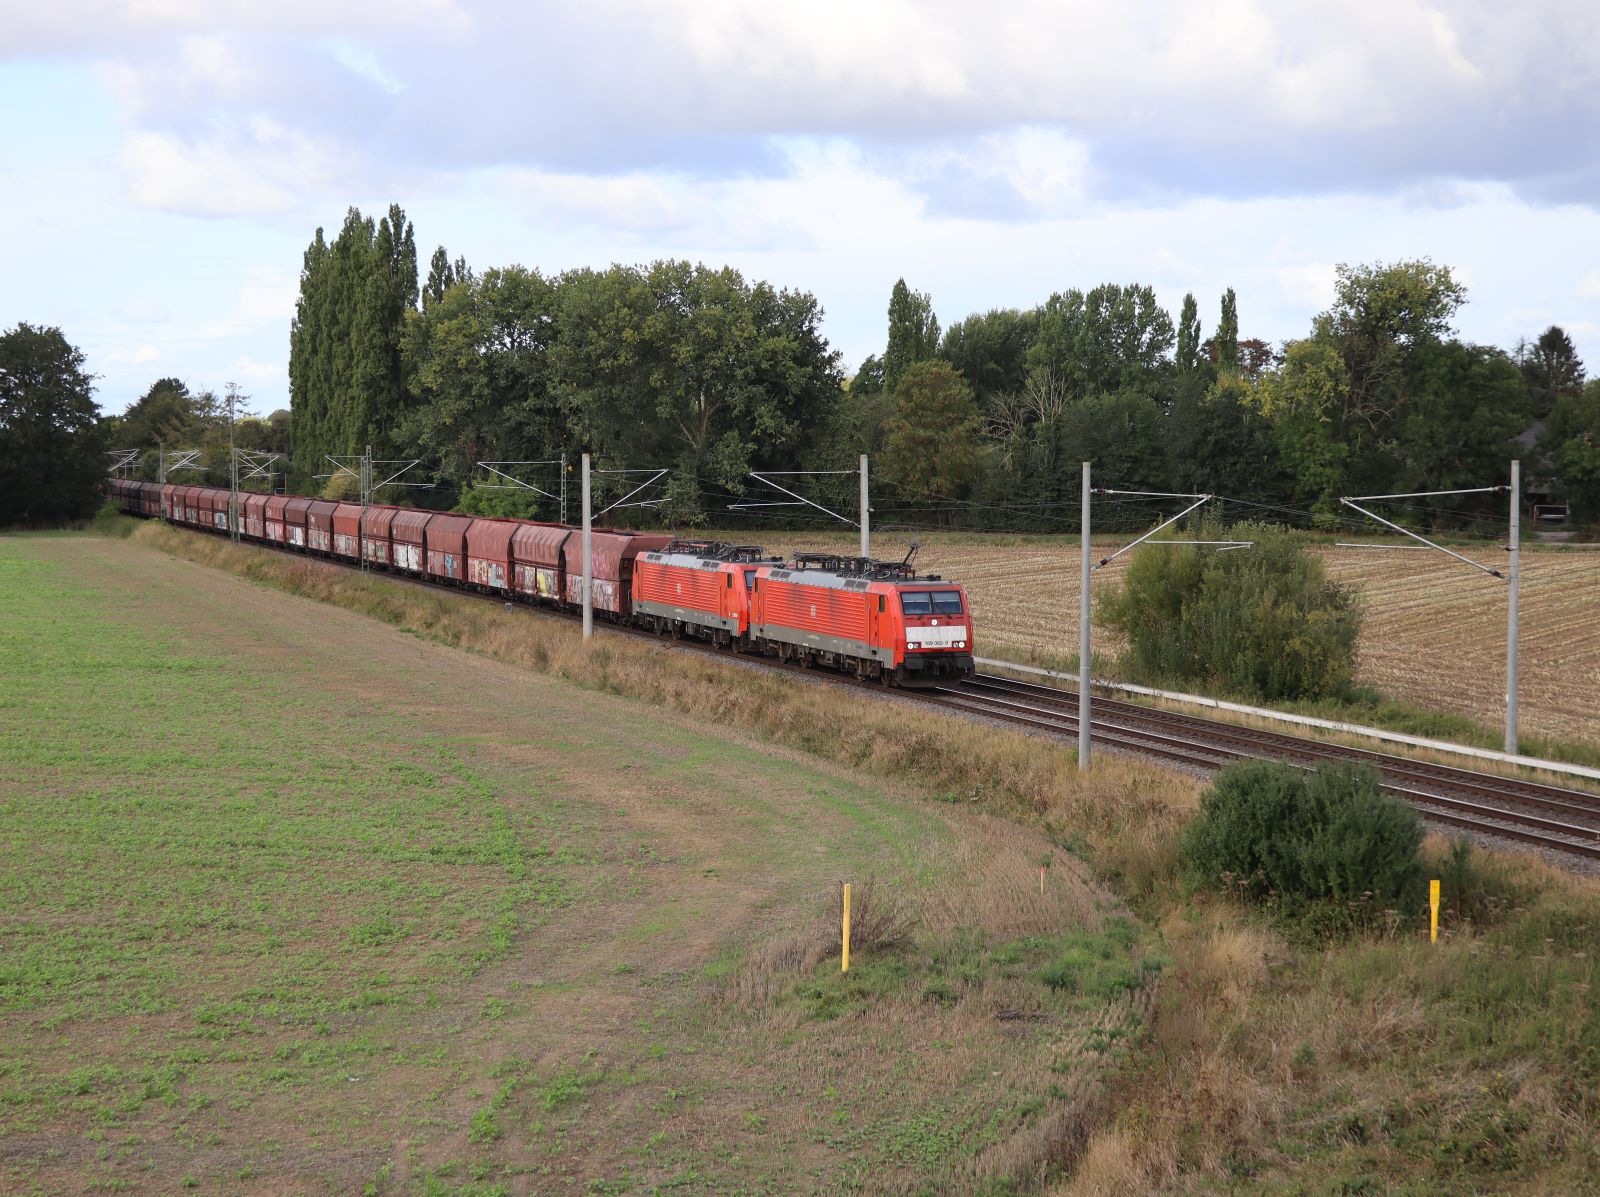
left=0, top=535, right=1156, bottom=1195
left=720, top=527, right=1600, bottom=750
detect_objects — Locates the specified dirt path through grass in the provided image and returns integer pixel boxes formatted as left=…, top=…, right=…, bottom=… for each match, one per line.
left=1, top=536, right=1154, bottom=1195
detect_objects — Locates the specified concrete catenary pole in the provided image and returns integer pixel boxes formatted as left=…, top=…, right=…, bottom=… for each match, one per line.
left=1078, top=461, right=1092, bottom=771
left=1506, top=459, right=1521, bottom=755
left=228, top=391, right=238, bottom=543
left=582, top=452, right=593, bottom=641
left=859, top=454, right=870, bottom=559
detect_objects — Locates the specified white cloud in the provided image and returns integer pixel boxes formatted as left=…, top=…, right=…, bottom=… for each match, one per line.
left=324, top=37, right=405, bottom=94
left=107, top=344, right=161, bottom=364
left=119, top=125, right=349, bottom=217
left=1579, top=273, right=1600, bottom=302
left=16, top=0, right=1593, bottom=210
left=498, top=167, right=814, bottom=253
left=197, top=268, right=299, bottom=340
left=225, top=356, right=282, bottom=385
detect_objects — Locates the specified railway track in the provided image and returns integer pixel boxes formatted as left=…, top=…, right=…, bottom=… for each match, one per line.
left=144, top=518, right=1600, bottom=865
left=914, top=674, right=1600, bottom=862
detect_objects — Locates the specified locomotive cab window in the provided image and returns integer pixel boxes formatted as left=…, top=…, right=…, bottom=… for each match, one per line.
left=901, top=590, right=964, bottom=616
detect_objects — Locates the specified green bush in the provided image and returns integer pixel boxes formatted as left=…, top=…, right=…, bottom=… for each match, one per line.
left=1297, top=764, right=1423, bottom=903
left=1178, top=759, right=1308, bottom=899
left=1099, top=521, right=1361, bottom=701
left=1182, top=760, right=1421, bottom=910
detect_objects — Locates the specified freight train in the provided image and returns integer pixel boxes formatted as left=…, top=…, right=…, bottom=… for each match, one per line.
left=109, top=480, right=976, bottom=686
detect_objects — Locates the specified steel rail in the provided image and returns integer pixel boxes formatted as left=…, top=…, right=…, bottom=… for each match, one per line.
left=930, top=677, right=1600, bottom=861
left=966, top=674, right=1600, bottom=818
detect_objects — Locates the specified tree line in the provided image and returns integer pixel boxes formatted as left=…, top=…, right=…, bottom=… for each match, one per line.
left=275, top=204, right=1595, bottom=531
left=7, top=200, right=1596, bottom=531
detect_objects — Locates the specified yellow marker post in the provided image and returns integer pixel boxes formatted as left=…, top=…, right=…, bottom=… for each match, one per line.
left=841, top=883, right=852, bottom=972
left=1429, top=879, right=1440, bottom=943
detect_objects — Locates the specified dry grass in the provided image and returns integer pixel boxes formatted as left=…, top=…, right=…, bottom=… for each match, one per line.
left=1051, top=840, right=1600, bottom=1194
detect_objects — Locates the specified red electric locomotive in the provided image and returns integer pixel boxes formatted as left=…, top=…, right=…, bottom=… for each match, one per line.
left=750, top=551, right=974, bottom=686
left=632, top=541, right=779, bottom=647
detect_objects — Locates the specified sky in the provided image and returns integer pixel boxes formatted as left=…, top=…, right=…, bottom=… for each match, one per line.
left=4, top=0, right=1599, bottom=418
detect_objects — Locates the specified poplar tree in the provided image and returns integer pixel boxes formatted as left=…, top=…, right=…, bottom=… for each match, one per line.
left=1216, top=287, right=1239, bottom=371
left=883, top=279, right=939, bottom=395
left=288, top=204, right=418, bottom=478
left=423, top=245, right=472, bottom=309
left=1176, top=293, right=1202, bottom=380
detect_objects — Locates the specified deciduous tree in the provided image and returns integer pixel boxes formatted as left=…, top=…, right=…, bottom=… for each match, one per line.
left=939, top=307, right=1037, bottom=402
left=879, top=360, right=983, bottom=501
left=1518, top=325, right=1585, bottom=419
left=1028, top=283, right=1174, bottom=401
left=0, top=323, right=105, bottom=526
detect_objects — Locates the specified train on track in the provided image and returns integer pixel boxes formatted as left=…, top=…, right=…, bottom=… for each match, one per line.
left=109, top=480, right=976, bottom=686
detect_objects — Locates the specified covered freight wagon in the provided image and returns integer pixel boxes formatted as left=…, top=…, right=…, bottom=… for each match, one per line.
left=204, top=488, right=232, bottom=533
left=510, top=522, right=570, bottom=603
left=361, top=505, right=399, bottom=566
left=331, top=503, right=363, bottom=559
left=264, top=495, right=290, bottom=543
left=566, top=531, right=673, bottom=616
left=242, top=492, right=269, bottom=539
left=161, top=483, right=179, bottom=521
left=282, top=497, right=312, bottom=548
left=305, top=500, right=338, bottom=554
left=424, top=514, right=473, bottom=582
left=391, top=509, right=431, bottom=573
left=465, top=518, right=519, bottom=591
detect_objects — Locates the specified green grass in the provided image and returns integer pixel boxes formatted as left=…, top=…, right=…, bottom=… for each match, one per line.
left=0, top=534, right=1142, bottom=1195
left=0, top=541, right=578, bottom=1119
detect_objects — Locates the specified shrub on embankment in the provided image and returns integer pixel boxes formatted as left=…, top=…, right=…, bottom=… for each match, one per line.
left=1181, top=759, right=1424, bottom=926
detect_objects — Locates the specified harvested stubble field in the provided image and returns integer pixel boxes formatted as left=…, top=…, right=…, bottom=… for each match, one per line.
left=0, top=534, right=1164, bottom=1196
left=726, top=528, right=1600, bottom=749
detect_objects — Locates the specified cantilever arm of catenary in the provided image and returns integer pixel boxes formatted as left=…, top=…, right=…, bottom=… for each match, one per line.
left=1092, top=494, right=1212, bottom=570
left=474, top=462, right=561, bottom=502
left=734, top=472, right=860, bottom=527
left=1338, top=497, right=1505, bottom=579
left=595, top=468, right=668, bottom=517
